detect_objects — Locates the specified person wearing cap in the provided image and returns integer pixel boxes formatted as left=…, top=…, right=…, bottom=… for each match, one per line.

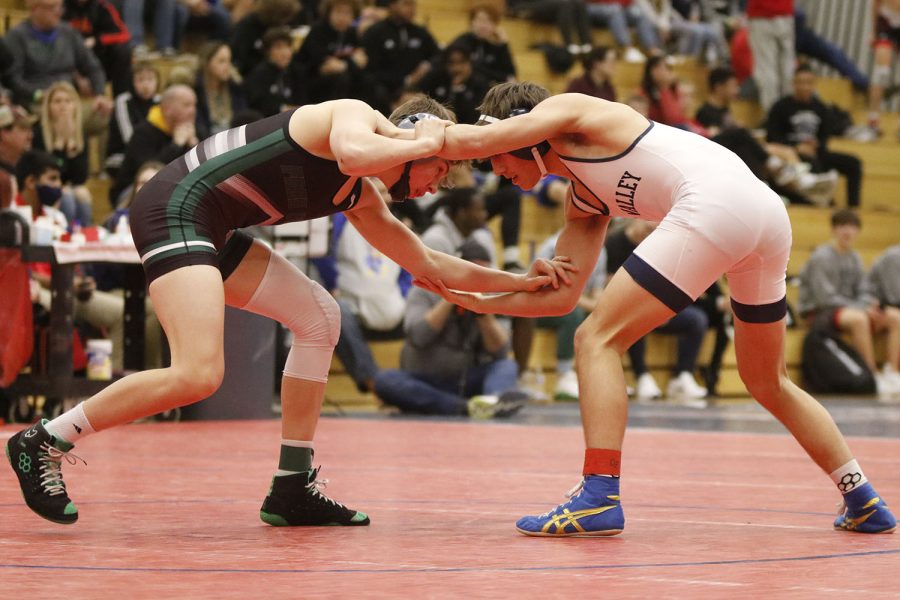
left=373, top=237, right=528, bottom=419
left=5, top=95, right=572, bottom=530
left=0, top=105, right=37, bottom=209
left=430, top=81, right=896, bottom=537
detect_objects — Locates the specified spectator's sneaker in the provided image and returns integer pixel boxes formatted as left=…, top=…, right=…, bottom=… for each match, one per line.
left=834, top=483, right=896, bottom=533
left=622, top=47, right=646, bottom=63
left=797, top=170, right=838, bottom=207
left=876, top=372, right=900, bottom=402
left=844, top=124, right=880, bottom=143
left=554, top=370, right=579, bottom=401
left=666, top=371, right=708, bottom=408
left=516, top=476, right=624, bottom=537
left=467, top=392, right=528, bottom=420
left=259, top=468, right=370, bottom=527
left=634, top=372, right=662, bottom=402
left=6, top=419, right=83, bottom=524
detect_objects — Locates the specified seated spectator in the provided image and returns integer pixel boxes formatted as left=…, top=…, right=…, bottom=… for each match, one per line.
left=868, top=243, right=900, bottom=400
left=105, top=61, right=161, bottom=177
left=4, top=0, right=113, bottom=135
left=0, top=105, right=37, bottom=209
left=296, top=0, right=368, bottom=104
left=448, top=3, right=517, bottom=85
left=64, top=0, right=133, bottom=96
left=361, top=0, right=440, bottom=111
left=798, top=210, right=900, bottom=398
left=425, top=183, right=534, bottom=375
left=32, top=81, right=93, bottom=226
left=16, top=150, right=132, bottom=372
left=697, top=66, right=837, bottom=206
left=373, top=239, right=526, bottom=418
left=508, top=0, right=593, bottom=57
left=565, top=45, right=618, bottom=100
left=657, top=0, right=729, bottom=63
left=109, top=84, right=198, bottom=206
left=312, top=205, right=410, bottom=393
left=640, top=55, right=697, bottom=130
left=586, top=0, right=661, bottom=62
left=194, top=41, right=248, bottom=139
left=245, top=27, right=307, bottom=117
left=416, top=41, right=491, bottom=126
left=535, top=225, right=608, bottom=400
left=766, top=63, right=864, bottom=207
left=605, top=219, right=709, bottom=405
left=230, top=0, right=303, bottom=77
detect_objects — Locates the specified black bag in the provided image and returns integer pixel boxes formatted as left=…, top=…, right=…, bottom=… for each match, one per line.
left=801, top=329, right=876, bottom=394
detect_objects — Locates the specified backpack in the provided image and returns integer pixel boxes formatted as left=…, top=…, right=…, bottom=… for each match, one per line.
left=801, top=329, right=876, bottom=394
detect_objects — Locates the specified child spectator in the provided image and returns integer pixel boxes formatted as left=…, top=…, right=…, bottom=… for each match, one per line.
left=245, top=27, right=307, bottom=116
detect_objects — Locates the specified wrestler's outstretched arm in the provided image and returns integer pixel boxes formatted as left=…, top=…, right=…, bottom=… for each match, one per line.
left=424, top=197, right=610, bottom=317
left=347, top=179, right=574, bottom=294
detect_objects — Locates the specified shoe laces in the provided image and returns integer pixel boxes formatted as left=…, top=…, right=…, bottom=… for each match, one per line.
left=306, top=468, right=338, bottom=506
left=538, top=479, right=585, bottom=518
left=39, top=442, right=85, bottom=497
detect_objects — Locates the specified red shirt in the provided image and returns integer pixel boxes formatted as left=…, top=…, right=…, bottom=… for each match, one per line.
left=746, top=0, right=793, bottom=18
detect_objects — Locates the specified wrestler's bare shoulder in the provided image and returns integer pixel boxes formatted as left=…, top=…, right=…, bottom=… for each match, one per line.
left=288, top=100, right=373, bottom=160
left=545, top=94, right=651, bottom=159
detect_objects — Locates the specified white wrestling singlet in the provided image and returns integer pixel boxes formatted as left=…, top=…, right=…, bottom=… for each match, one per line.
left=559, top=121, right=792, bottom=322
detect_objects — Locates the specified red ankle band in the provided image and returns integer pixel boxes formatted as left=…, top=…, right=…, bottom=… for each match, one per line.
left=583, top=448, right=621, bottom=476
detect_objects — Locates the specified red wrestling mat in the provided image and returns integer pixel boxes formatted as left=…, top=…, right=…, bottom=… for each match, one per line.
left=1, top=418, right=898, bottom=598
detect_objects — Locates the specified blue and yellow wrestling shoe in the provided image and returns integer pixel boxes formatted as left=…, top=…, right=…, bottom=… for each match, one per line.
left=516, top=475, right=624, bottom=537
left=834, top=483, right=896, bottom=533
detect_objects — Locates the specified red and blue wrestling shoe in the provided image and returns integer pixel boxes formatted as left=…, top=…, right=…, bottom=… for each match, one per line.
left=515, top=475, right=625, bottom=537
left=834, top=483, right=896, bottom=533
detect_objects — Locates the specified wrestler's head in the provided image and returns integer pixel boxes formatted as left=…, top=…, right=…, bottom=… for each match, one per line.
left=476, top=81, right=552, bottom=190
left=388, top=95, right=457, bottom=201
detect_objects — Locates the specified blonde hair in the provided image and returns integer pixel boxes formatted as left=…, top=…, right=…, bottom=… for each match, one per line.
left=40, top=81, right=84, bottom=159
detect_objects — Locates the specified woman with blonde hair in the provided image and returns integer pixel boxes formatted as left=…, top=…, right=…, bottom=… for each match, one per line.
left=32, top=81, right=93, bottom=226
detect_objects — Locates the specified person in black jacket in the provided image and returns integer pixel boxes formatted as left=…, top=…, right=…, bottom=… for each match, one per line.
left=109, top=84, right=198, bottom=207
left=766, top=64, right=863, bottom=207
left=296, top=0, right=367, bottom=104
left=361, top=0, right=440, bottom=112
left=416, top=42, right=491, bottom=126
left=448, top=3, right=517, bottom=85
left=229, top=0, right=306, bottom=77
left=246, top=27, right=307, bottom=116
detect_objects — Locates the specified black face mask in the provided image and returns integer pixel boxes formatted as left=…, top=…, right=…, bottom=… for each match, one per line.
left=36, top=184, right=62, bottom=207
left=388, top=161, right=414, bottom=202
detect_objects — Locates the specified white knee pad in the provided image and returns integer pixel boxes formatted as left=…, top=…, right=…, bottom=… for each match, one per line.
left=873, top=64, right=892, bottom=88
left=241, top=252, right=340, bottom=382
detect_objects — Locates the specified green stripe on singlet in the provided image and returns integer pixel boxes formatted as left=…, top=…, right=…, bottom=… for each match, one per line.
left=142, top=129, right=293, bottom=263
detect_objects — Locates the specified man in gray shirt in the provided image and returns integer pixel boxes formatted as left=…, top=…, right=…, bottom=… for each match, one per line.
left=4, top=0, right=112, bottom=129
left=373, top=239, right=526, bottom=418
left=798, top=210, right=900, bottom=397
